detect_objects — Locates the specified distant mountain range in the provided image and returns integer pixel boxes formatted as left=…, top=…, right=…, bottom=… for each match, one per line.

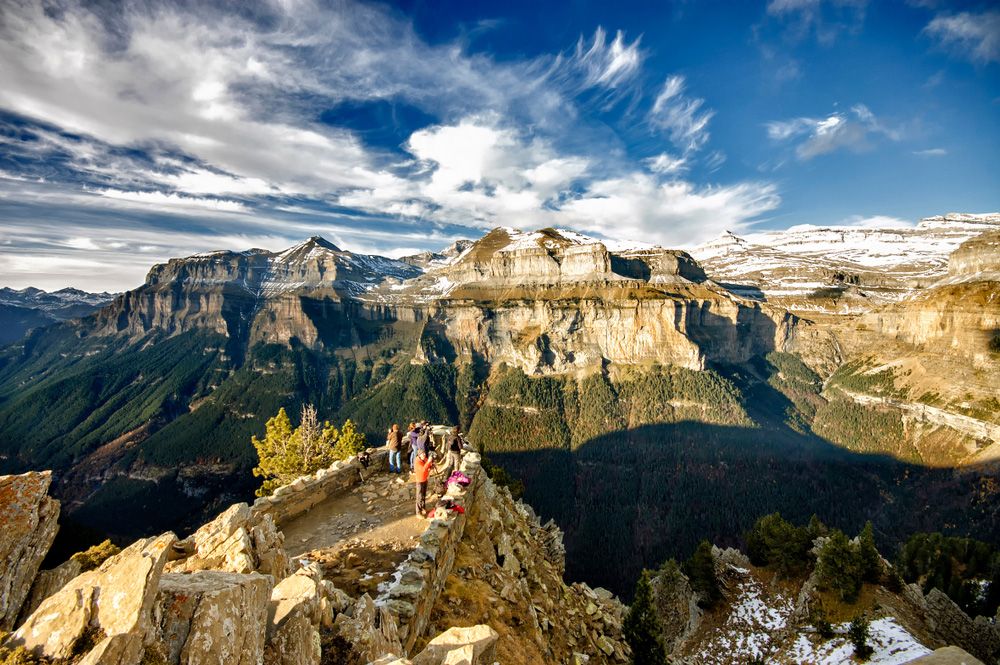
left=0, top=212, right=997, bottom=595
left=0, top=287, right=117, bottom=345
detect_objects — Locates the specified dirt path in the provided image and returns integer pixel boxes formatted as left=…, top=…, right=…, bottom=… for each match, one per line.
left=281, top=468, right=449, bottom=597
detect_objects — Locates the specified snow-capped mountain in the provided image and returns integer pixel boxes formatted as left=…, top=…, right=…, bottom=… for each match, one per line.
left=0, top=286, right=119, bottom=345
left=690, top=212, right=1000, bottom=311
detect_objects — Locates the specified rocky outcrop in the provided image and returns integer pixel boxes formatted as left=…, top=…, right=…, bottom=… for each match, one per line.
left=410, top=625, right=499, bottom=665
left=265, top=565, right=324, bottom=665
left=11, top=532, right=176, bottom=665
left=371, top=625, right=499, bottom=665
left=948, top=230, right=1000, bottom=277
left=148, top=571, right=272, bottom=665
left=168, top=502, right=289, bottom=579
left=902, top=583, right=1000, bottom=664
left=0, top=471, right=60, bottom=630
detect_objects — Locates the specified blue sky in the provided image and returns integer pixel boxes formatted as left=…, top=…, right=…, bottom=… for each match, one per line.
left=0, top=0, right=997, bottom=291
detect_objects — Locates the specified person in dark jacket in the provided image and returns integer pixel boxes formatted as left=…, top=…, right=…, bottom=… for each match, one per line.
left=438, top=425, right=463, bottom=483
left=386, top=423, right=404, bottom=473
left=407, top=422, right=419, bottom=469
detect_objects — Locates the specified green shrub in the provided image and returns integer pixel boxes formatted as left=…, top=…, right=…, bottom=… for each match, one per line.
left=809, top=605, right=834, bottom=639
left=70, top=539, right=120, bottom=572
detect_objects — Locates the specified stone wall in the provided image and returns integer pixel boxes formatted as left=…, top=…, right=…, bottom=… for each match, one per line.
left=251, top=449, right=389, bottom=527
left=375, top=452, right=484, bottom=653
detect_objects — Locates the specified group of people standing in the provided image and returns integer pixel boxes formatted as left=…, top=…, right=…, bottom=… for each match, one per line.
left=385, top=421, right=466, bottom=518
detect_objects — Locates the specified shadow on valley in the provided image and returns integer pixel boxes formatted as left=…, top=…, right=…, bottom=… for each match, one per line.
left=489, top=421, right=1000, bottom=600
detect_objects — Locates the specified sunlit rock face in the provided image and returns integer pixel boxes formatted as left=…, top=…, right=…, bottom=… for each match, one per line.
left=0, top=471, right=60, bottom=631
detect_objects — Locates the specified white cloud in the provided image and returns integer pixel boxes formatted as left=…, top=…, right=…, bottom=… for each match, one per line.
left=645, top=153, right=688, bottom=175
left=559, top=176, right=781, bottom=245
left=838, top=214, right=914, bottom=229
left=649, top=75, right=714, bottom=155
left=924, top=11, right=1000, bottom=64
left=571, top=27, right=644, bottom=90
left=766, top=104, right=901, bottom=160
left=96, top=188, right=248, bottom=212
left=913, top=148, right=947, bottom=157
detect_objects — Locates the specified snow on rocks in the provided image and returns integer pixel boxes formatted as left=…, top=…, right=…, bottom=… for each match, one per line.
left=783, top=617, right=931, bottom=665
left=688, top=567, right=795, bottom=664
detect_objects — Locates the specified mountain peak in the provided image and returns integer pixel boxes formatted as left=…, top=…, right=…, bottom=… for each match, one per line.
left=303, top=235, right=340, bottom=251
left=274, top=236, right=342, bottom=262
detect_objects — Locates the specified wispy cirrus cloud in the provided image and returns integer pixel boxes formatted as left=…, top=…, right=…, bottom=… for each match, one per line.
left=923, top=10, right=1000, bottom=64
left=765, top=0, right=869, bottom=45
left=649, top=75, right=714, bottom=156
left=913, top=147, right=947, bottom=157
left=766, top=104, right=901, bottom=160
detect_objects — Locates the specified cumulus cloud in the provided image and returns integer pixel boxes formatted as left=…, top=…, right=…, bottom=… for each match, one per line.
left=924, top=10, right=1000, bottom=64
left=766, top=104, right=901, bottom=160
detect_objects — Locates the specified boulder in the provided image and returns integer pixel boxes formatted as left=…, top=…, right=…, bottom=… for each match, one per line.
left=167, top=502, right=289, bottom=579
left=411, top=625, right=499, bottom=665
left=332, top=594, right=402, bottom=661
left=147, top=571, right=273, bottom=665
left=11, top=532, right=175, bottom=665
left=19, top=540, right=121, bottom=623
left=17, top=557, right=82, bottom=622
left=265, top=566, right=323, bottom=665
left=0, top=470, right=60, bottom=630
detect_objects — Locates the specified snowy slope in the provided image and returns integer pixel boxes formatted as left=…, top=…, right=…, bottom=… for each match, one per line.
left=690, top=213, right=1000, bottom=310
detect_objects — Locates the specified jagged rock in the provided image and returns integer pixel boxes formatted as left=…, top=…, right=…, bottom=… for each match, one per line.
left=647, top=561, right=702, bottom=655
left=265, top=565, right=323, bottom=665
left=19, top=540, right=122, bottom=623
left=167, top=502, right=289, bottom=579
left=18, top=557, right=83, bottom=623
left=12, top=532, right=176, bottom=665
left=0, top=470, right=60, bottom=630
left=333, top=594, right=402, bottom=661
left=148, top=571, right=272, bottom=665
left=410, top=625, right=498, bottom=665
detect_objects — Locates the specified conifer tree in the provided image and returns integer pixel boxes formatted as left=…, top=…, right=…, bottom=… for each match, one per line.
left=818, top=530, right=864, bottom=602
left=848, top=615, right=873, bottom=659
left=858, top=521, right=882, bottom=583
left=624, top=570, right=667, bottom=665
left=683, top=540, right=722, bottom=609
left=252, top=405, right=366, bottom=496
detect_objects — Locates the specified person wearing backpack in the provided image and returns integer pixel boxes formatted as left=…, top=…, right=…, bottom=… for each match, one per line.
left=386, top=423, right=403, bottom=473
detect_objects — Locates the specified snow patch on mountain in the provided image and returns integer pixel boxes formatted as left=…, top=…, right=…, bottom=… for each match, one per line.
left=784, top=618, right=930, bottom=664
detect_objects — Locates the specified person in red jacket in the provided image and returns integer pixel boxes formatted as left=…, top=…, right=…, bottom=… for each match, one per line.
left=413, top=451, right=436, bottom=517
